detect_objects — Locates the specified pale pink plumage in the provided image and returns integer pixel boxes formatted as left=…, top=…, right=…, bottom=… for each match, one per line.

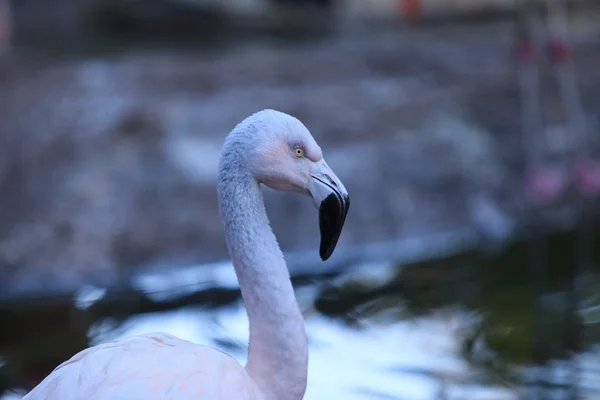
left=24, top=333, right=260, bottom=400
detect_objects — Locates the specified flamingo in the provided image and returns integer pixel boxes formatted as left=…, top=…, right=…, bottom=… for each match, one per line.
left=22, top=109, right=350, bottom=400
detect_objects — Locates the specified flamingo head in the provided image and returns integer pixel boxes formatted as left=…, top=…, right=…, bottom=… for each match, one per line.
left=228, top=109, right=350, bottom=261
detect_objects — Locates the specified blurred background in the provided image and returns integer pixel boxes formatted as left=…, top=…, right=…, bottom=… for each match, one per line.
left=1, top=0, right=600, bottom=399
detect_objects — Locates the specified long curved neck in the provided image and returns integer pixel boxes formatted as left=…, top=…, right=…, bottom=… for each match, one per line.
left=217, top=166, right=308, bottom=400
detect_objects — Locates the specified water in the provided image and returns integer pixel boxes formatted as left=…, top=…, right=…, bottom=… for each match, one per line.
left=4, top=226, right=600, bottom=399
left=4, top=230, right=599, bottom=390
left=1, top=259, right=517, bottom=400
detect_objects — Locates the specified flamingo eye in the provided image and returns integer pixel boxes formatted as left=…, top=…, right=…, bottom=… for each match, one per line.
left=294, top=147, right=305, bottom=158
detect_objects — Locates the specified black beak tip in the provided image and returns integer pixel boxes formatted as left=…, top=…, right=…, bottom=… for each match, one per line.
left=319, top=248, right=332, bottom=262
left=318, top=193, right=349, bottom=262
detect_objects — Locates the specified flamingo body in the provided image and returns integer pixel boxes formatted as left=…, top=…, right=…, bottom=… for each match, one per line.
left=24, top=333, right=260, bottom=400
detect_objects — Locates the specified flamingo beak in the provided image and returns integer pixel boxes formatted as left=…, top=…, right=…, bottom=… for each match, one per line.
left=308, top=160, right=350, bottom=261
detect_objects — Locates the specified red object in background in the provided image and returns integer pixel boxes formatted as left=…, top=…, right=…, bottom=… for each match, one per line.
left=516, top=41, right=537, bottom=65
left=525, top=164, right=568, bottom=204
left=0, top=0, right=11, bottom=54
left=548, top=37, right=570, bottom=63
left=401, top=0, right=423, bottom=21
left=573, top=157, right=600, bottom=198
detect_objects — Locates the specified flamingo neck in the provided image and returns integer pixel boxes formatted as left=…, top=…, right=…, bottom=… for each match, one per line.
left=217, top=169, right=308, bottom=400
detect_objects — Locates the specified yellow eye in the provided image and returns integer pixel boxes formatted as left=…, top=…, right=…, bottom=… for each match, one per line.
left=294, top=147, right=305, bottom=158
